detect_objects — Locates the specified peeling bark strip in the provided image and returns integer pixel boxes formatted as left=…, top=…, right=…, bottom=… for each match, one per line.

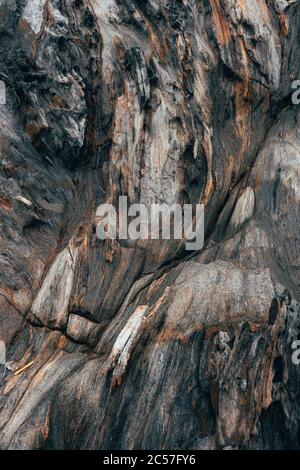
left=106, top=305, right=149, bottom=387
left=0, top=0, right=300, bottom=450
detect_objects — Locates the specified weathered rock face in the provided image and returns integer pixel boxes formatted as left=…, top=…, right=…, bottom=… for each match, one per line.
left=0, top=0, right=299, bottom=450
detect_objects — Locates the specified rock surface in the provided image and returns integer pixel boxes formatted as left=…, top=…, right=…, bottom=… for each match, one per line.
left=0, top=0, right=299, bottom=449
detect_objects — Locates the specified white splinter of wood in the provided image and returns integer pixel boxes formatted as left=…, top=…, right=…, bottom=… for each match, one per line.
left=107, top=305, right=149, bottom=382
left=0, top=340, right=6, bottom=365
left=0, top=340, right=13, bottom=377
left=15, top=195, right=33, bottom=207
left=230, top=187, right=255, bottom=230
left=22, top=0, right=46, bottom=34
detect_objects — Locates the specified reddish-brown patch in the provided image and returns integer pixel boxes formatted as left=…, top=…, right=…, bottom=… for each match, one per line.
left=25, top=122, right=48, bottom=140
left=210, top=0, right=231, bottom=46
left=57, top=335, right=69, bottom=350
left=202, top=177, right=215, bottom=205
left=205, top=326, right=222, bottom=339
left=279, top=13, right=289, bottom=37
left=250, top=323, right=262, bottom=333
left=41, top=405, right=51, bottom=440
left=104, top=239, right=120, bottom=263
left=234, top=81, right=250, bottom=130
left=0, top=197, right=12, bottom=212
left=51, top=95, right=69, bottom=110
left=146, top=275, right=167, bottom=301
left=149, top=29, right=170, bottom=61
left=17, top=18, right=32, bottom=34
left=147, top=287, right=170, bottom=320
left=233, top=39, right=251, bottom=153
left=156, top=328, right=192, bottom=344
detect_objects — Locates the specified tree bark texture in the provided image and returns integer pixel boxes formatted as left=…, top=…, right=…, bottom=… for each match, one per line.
left=0, top=0, right=300, bottom=450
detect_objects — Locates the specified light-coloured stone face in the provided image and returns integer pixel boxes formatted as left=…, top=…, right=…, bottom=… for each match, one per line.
left=0, top=339, right=6, bottom=364
left=0, top=80, right=5, bottom=105
left=225, top=0, right=282, bottom=87
left=163, top=260, right=275, bottom=340
left=229, top=187, right=255, bottom=230
left=31, top=246, right=78, bottom=328
left=258, top=132, right=300, bottom=204
left=66, top=313, right=99, bottom=344
left=22, top=0, right=46, bottom=34
left=273, top=0, right=297, bottom=14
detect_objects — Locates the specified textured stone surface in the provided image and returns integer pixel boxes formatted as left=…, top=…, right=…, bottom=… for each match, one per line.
left=0, top=0, right=299, bottom=450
